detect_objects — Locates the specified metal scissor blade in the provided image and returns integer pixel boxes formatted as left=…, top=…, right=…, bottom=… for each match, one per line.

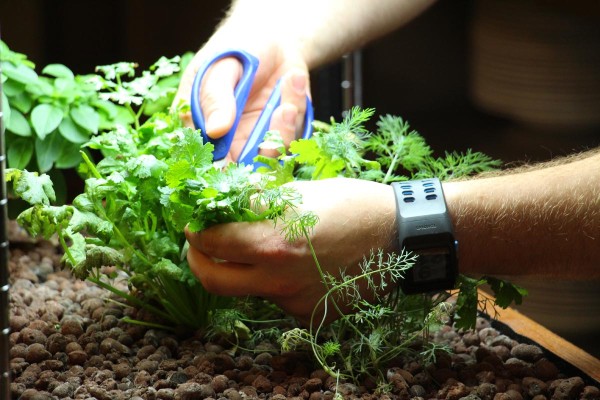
left=213, top=158, right=228, bottom=169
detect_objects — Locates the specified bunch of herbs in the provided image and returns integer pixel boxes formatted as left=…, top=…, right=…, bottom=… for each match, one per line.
left=7, top=53, right=526, bottom=387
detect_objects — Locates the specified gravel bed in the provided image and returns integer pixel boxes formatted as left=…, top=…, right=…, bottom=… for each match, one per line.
left=6, top=231, right=600, bottom=400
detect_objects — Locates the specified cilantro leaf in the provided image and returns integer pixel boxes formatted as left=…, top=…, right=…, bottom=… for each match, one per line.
left=7, top=168, right=56, bottom=205
left=485, top=276, right=528, bottom=308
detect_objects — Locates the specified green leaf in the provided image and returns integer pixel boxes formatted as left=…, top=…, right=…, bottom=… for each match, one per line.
left=59, top=116, right=90, bottom=143
left=165, top=159, right=195, bottom=188
left=16, top=205, right=71, bottom=239
left=7, top=137, right=34, bottom=169
left=70, top=104, right=99, bottom=134
left=73, top=245, right=125, bottom=280
left=1, top=61, right=38, bottom=84
left=27, top=78, right=54, bottom=98
left=153, top=259, right=184, bottom=281
left=453, top=275, right=482, bottom=330
left=42, top=63, right=74, bottom=80
left=64, top=232, right=86, bottom=268
left=2, top=78, right=25, bottom=97
left=9, top=169, right=56, bottom=205
left=6, top=109, right=32, bottom=137
left=31, top=103, right=64, bottom=140
left=53, top=77, right=76, bottom=95
left=290, top=139, right=320, bottom=164
left=1, top=89, right=11, bottom=124
left=35, top=131, right=64, bottom=172
left=9, top=91, right=34, bottom=113
left=69, top=208, right=114, bottom=241
left=92, top=99, right=118, bottom=119
left=55, top=141, right=83, bottom=169
left=0, top=42, right=35, bottom=68
left=486, top=276, right=528, bottom=308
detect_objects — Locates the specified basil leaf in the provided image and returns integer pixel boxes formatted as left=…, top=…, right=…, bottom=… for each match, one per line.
left=71, top=104, right=99, bottom=134
left=59, top=116, right=90, bottom=143
left=9, top=91, right=34, bottom=113
left=31, top=103, right=64, bottom=140
left=1, top=61, right=38, bottom=84
left=42, top=63, right=75, bottom=80
left=6, top=109, right=32, bottom=137
left=1, top=89, right=11, bottom=124
left=35, top=131, right=64, bottom=172
left=55, top=141, right=83, bottom=169
left=7, top=137, right=34, bottom=169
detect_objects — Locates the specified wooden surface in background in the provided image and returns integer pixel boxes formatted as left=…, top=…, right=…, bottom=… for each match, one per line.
left=478, top=289, right=600, bottom=383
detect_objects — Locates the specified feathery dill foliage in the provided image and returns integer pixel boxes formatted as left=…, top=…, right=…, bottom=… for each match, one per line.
left=283, top=108, right=501, bottom=184
left=279, top=248, right=454, bottom=387
left=263, top=108, right=523, bottom=390
left=8, top=55, right=526, bottom=390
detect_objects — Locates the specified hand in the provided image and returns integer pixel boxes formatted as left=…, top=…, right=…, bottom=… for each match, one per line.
left=173, top=27, right=310, bottom=163
left=185, top=178, right=399, bottom=326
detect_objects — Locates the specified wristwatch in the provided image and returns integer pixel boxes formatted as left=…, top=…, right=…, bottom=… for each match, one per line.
left=391, top=178, right=458, bottom=294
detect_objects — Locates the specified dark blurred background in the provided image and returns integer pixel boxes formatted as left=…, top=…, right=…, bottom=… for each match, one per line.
left=2, top=0, right=600, bottom=357
left=2, top=0, right=599, bottom=163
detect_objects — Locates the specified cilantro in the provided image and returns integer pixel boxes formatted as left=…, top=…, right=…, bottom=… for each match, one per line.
left=6, top=44, right=524, bottom=385
left=6, top=169, right=56, bottom=205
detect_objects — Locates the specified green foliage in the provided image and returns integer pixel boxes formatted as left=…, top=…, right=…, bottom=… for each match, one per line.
left=1, top=39, right=191, bottom=187
left=453, top=275, right=527, bottom=330
left=7, top=110, right=314, bottom=332
left=276, top=110, right=501, bottom=184
left=1, top=40, right=117, bottom=172
left=6, top=43, right=526, bottom=384
left=263, top=109, right=524, bottom=389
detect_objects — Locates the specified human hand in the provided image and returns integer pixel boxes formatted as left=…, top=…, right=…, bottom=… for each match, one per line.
left=173, top=26, right=310, bottom=163
left=185, top=178, right=399, bottom=326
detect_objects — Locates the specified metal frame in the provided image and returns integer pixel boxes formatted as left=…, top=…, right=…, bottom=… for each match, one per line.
left=1, top=27, right=12, bottom=398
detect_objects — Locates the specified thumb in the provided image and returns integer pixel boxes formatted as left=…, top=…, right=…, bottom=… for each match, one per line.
left=199, top=57, right=242, bottom=139
left=173, top=54, right=241, bottom=138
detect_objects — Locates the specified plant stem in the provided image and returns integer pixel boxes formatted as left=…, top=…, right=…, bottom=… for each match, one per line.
left=57, top=229, right=77, bottom=266
left=382, top=150, right=400, bottom=184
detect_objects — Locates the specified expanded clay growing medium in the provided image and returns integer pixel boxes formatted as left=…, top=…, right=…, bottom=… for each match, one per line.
left=5, top=236, right=600, bottom=400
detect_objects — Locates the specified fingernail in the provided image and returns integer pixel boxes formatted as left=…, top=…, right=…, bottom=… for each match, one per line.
left=282, top=106, right=297, bottom=127
left=291, top=73, right=307, bottom=95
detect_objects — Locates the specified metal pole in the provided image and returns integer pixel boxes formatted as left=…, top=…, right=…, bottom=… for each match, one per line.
left=0, top=26, right=12, bottom=398
left=341, top=50, right=363, bottom=116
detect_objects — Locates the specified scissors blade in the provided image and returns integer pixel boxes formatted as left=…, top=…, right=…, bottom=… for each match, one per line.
left=213, top=158, right=227, bottom=169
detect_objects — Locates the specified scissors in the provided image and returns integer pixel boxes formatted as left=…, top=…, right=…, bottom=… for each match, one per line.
left=190, top=49, right=314, bottom=168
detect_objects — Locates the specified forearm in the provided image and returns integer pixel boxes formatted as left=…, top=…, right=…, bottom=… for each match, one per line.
left=443, top=151, right=600, bottom=279
left=219, top=0, right=436, bottom=68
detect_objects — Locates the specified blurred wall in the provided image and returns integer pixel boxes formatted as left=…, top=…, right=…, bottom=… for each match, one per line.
left=2, top=0, right=600, bottom=357
left=2, top=0, right=598, bottom=162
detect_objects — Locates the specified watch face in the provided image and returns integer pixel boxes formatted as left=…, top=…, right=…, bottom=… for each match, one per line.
left=400, top=233, right=458, bottom=294
left=411, top=247, right=450, bottom=283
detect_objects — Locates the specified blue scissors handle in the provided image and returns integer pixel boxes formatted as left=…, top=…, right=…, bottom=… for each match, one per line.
left=190, top=49, right=313, bottom=166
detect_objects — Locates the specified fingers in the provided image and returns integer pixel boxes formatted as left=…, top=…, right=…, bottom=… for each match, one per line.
left=186, top=245, right=261, bottom=297
left=199, top=57, right=243, bottom=139
left=269, top=69, right=310, bottom=146
left=185, top=222, right=306, bottom=298
left=283, top=71, right=310, bottom=137
left=185, top=221, right=301, bottom=266
left=259, top=104, right=298, bottom=158
left=174, top=53, right=243, bottom=137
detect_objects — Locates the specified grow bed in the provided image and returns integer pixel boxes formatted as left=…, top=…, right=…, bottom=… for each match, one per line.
left=5, top=232, right=600, bottom=400
left=478, top=290, right=600, bottom=385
